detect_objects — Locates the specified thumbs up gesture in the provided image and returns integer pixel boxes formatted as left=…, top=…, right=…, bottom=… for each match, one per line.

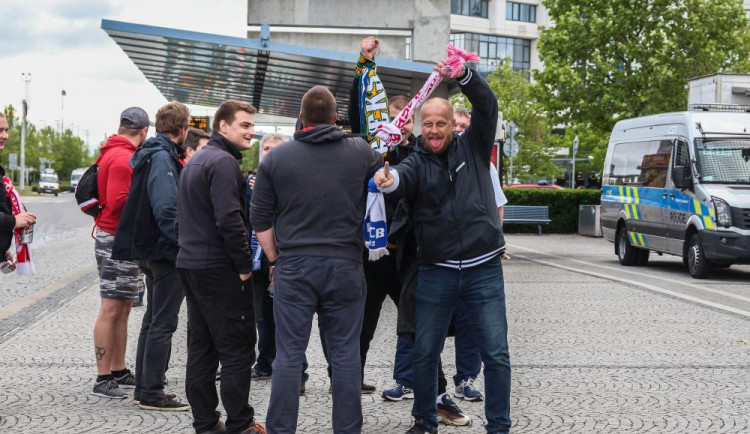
left=374, top=162, right=394, bottom=189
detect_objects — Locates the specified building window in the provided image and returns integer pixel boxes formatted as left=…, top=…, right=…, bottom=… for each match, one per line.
left=450, top=32, right=532, bottom=79
left=746, top=9, right=750, bottom=19
left=451, top=0, right=488, bottom=18
left=506, top=2, right=537, bottom=23
left=405, top=36, right=411, bottom=60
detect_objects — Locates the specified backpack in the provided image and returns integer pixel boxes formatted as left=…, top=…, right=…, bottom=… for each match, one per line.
left=74, top=164, right=102, bottom=217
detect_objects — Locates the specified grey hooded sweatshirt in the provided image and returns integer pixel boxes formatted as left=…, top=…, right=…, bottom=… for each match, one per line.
left=250, top=124, right=383, bottom=262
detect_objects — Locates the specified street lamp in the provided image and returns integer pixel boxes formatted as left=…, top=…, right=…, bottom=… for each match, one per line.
left=20, top=73, right=31, bottom=190
left=572, top=135, right=580, bottom=188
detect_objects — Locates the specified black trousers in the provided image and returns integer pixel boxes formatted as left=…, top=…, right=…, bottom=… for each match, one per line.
left=360, top=252, right=401, bottom=378
left=178, top=267, right=257, bottom=434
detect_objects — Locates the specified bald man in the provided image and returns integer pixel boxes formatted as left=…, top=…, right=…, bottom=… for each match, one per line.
left=375, top=62, right=511, bottom=434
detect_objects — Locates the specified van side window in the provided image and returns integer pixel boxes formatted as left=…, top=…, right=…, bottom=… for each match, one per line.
left=674, top=140, right=689, bottom=168
left=608, top=140, right=668, bottom=187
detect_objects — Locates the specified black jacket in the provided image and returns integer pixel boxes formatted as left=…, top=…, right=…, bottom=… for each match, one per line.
left=112, top=134, right=182, bottom=263
left=250, top=125, right=383, bottom=262
left=176, top=134, right=252, bottom=273
left=0, top=165, right=15, bottom=253
left=386, top=68, right=505, bottom=265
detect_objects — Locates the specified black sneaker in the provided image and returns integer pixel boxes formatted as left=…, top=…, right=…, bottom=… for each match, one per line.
left=300, top=379, right=306, bottom=396
left=405, top=421, right=438, bottom=434
left=361, top=382, right=376, bottom=394
left=437, top=393, right=471, bottom=426
left=251, top=367, right=272, bottom=379
left=133, top=393, right=179, bottom=405
left=198, top=420, right=226, bottom=434
left=139, top=395, right=191, bottom=411
left=113, top=370, right=136, bottom=389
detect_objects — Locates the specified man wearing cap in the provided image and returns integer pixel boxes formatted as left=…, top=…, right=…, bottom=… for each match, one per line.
left=91, top=107, right=150, bottom=399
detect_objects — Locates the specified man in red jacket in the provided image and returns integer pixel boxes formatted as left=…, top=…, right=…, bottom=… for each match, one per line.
left=91, top=107, right=150, bottom=399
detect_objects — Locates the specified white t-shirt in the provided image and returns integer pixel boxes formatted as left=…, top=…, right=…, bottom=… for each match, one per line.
left=489, top=163, right=507, bottom=207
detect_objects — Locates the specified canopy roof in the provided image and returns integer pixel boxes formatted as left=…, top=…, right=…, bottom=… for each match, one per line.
left=101, top=19, right=441, bottom=126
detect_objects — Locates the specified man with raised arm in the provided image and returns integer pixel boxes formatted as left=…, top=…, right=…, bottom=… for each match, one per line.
left=374, top=60, right=511, bottom=434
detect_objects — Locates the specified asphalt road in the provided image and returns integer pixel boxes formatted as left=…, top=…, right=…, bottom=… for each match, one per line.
left=19, top=191, right=91, bottom=242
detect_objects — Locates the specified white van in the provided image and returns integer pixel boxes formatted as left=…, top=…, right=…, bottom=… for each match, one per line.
left=70, top=168, right=87, bottom=192
left=600, top=105, right=750, bottom=278
left=38, top=170, right=60, bottom=196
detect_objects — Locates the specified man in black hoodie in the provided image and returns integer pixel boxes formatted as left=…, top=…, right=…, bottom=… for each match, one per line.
left=177, top=100, right=264, bottom=434
left=112, top=101, right=191, bottom=411
left=251, top=86, right=383, bottom=434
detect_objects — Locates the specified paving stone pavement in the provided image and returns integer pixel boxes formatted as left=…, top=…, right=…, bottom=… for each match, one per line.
left=1, top=234, right=749, bottom=433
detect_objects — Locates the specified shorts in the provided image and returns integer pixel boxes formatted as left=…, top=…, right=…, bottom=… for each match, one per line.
left=95, top=231, right=143, bottom=300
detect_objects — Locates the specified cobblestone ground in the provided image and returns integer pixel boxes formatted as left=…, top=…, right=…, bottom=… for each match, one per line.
left=1, top=234, right=749, bottom=433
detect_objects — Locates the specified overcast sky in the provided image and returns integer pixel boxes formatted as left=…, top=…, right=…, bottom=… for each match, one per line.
left=0, top=0, right=254, bottom=150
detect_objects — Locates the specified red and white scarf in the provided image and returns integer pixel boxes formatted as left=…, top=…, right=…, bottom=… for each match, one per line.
left=2, top=175, right=35, bottom=275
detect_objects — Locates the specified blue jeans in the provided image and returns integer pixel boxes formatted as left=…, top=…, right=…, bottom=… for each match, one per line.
left=268, top=256, right=366, bottom=434
left=411, top=261, right=511, bottom=434
left=393, top=335, right=413, bottom=388
left=452, top=303, right=482, bottom=385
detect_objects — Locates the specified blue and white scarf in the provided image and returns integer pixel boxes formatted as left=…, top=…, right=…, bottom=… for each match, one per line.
left=363, top=178, right=388, bottom=261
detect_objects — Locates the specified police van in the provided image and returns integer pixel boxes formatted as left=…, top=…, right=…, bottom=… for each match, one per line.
left=600, top=105, right=750, bottom=278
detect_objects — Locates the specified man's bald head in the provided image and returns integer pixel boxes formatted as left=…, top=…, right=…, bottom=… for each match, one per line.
left=421, top=98, right=454, bottom=119
left=300, top=85, right=337, bottom=127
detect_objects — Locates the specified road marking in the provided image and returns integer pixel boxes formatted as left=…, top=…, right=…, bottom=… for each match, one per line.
left=0, top=263, right=96, bottom=321
left=509, top=245, right=750, bottom=318
left=509, top=243, right=750, bottom=304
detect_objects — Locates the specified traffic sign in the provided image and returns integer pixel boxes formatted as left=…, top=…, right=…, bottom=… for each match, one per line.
left=503, top=138, right=519, bottom=157
left=8, top=153, right=17, bottom=170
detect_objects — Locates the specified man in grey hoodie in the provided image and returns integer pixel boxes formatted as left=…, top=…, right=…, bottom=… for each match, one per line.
left=251, top=85, right=383, bottom=434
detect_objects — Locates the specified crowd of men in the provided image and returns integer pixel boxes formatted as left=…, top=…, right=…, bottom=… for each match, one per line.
left=78, top=36, right=511, bottom=434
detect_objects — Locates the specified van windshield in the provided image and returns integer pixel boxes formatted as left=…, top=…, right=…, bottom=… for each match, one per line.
left=695, top=138, right=750, bottom=184
left=71, top=174, right=81, bottom=181
left=40, top=175, right=58, bottom=183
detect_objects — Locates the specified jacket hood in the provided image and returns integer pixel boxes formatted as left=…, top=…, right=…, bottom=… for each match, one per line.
left=131, top=133, right=180, bottom=169
left=99, top=134, right=138, bottom=156
left=293, top=125, right=346, bottom=144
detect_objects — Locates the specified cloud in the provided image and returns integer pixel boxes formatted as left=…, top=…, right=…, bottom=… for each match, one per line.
left=0, top=0, right=120, bottom=58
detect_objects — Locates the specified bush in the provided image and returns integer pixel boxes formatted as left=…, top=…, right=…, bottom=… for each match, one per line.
left=504, top=189, right=601, bottom=233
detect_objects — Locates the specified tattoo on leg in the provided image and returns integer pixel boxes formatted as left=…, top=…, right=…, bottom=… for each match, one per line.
left=95, top=346, right=106, bottom=361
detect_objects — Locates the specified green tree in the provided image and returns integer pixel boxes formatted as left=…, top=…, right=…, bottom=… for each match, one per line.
left=536, top=0, right=750, bottom=137
left=2, top=104, right=93, bottom=185
left=453, top=62, right=563, bottom=183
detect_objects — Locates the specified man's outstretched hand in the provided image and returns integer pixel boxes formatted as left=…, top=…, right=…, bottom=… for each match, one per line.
left=374, top=162, right=394, bottom=189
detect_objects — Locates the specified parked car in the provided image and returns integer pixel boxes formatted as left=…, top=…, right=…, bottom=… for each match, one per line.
left=38, top=171, right=59, bottom=196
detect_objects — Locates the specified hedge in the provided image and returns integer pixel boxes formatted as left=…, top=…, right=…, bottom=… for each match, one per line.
left=503, top=189, right=601, bottom=233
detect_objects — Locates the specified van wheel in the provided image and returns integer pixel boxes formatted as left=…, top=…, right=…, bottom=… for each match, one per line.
left=687, top=233, right=711, bottom=279
left=54, top=192, right=58, bottom=197
left=617, top=227, right=638, bottom=266
left=636, top=249, right=649, bottom=266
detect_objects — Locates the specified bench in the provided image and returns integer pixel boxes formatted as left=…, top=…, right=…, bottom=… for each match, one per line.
left=504, top=205, right=551, bottom=235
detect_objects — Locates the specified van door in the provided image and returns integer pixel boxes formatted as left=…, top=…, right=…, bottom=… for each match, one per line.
left=665, top=139, right=692, bottom=254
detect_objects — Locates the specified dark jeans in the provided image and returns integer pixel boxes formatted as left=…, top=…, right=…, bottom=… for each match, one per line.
left=411, top=261, right=511, bottom=434
left=134, top=260, right=183, bottom=400
left=360, top=252, right=400, bottom=380
left=393, top=336, right=447, bottom=395
left=252, top=262, right=310, bottom=381
left=267, top=256, right=366, bottom=434
left=452, top=303, right=482, bottom=384
left=178, top=267, right=257, bottom=434
left=252, top=264, right=276, bottom=373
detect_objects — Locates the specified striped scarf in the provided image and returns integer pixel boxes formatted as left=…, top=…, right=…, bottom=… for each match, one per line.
left=3, top=175, right=35, bottom=275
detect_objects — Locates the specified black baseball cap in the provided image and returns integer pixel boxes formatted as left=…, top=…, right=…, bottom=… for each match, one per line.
left=120, top=107, right=153, bottom=129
